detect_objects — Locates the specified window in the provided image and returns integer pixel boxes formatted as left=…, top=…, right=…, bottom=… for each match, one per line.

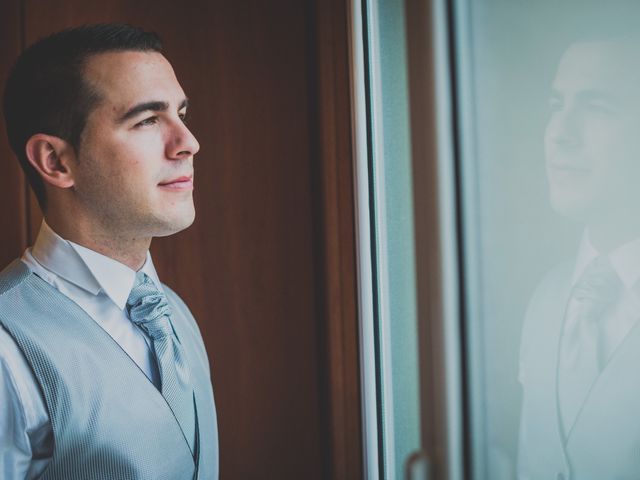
left=355, top=0, right=640, bottom=478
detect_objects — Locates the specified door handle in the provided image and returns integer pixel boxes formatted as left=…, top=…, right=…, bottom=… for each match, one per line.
left=405, top=450, right=431, bottom=480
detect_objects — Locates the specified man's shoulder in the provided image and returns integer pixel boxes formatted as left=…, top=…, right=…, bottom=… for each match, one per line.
left=519, top=260, right=574, bottom=366
left=0, top=259, right=32, bottom=297
left=162, top=283, right=200, bottom=333
left=162, top=283, right=210, bottom=361
left=162, top=283, right=191, bottom=313
left=529, top=260, right=573, bottom=304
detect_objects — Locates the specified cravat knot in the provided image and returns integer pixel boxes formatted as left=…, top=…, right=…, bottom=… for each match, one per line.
left=559, top=254, right=623, bottom=436
left=126, top=272, right=174, bottom=339
left=125, top=270, right=196, bottom=454
left=571, top=256, right=622, bottom=316
left=564, top=255, right=622, bottom=364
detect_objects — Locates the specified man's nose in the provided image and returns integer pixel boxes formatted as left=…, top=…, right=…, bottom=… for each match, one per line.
left=166, top=119, right=200, bottom=159
left=546, top=108, right=581, bottom=147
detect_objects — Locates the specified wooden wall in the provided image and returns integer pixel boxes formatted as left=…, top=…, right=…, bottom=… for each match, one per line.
left=0, top=1, right=362, bottom=479
left=0, top=1, right=27, bottom=266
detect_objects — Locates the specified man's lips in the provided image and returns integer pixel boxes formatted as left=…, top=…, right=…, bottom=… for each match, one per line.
left=547, top=163, right=591, bottom=185
left=547, top=162, right=591, bottom=173
left=158, top=175, right=194, bottom=190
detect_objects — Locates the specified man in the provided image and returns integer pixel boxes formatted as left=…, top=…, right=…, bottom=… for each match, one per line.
left=0, top=24, right=218, bottom=479
left=518, top=37, right=640, bottom=479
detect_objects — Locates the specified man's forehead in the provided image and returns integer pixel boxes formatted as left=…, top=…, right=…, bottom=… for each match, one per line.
left=83, top=50, right=186, bottom=112
left=554, top=40, right=640, bottom=93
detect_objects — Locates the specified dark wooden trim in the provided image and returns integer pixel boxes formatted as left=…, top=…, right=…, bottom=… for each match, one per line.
left=312, top=0, right=363, bottom=478
left=405, top=0, right=451, bottom=478
left=20, top=0, right=34, bottom=246
left=0, top=0, right=28, bottom=265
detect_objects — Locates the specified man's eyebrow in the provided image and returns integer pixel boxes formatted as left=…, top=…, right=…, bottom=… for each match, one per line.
left=118, top=98, right=189, bottom=124
left=575, top=88, right=610, bottom=98
left=551, top=86, right=617, bottom=100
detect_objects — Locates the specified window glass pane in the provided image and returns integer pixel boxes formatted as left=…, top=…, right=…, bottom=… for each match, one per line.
left=456, top=1, right=640, bottom=478
left=365, top=0, right=421, bottom=478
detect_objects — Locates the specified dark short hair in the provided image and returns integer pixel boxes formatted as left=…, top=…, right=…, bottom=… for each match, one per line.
left=2, top=24, right=163, bottom=210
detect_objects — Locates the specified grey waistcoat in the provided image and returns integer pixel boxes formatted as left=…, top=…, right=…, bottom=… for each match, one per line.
left=0, top=260, right=218, bottom=480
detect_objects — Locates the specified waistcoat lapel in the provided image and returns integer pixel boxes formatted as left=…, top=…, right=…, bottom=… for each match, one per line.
left=164, top=286, right=219, bottom=480
left=563, top=317, right=640, bottom=477
left=0, top=260, right=198, bottom=479
left=518, top=262, right=573, bottom=478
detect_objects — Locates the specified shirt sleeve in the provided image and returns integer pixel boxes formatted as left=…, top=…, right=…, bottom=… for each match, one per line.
left=0, top=326, right=51, bottom=480
left=0, top=352, right=33, bottom=479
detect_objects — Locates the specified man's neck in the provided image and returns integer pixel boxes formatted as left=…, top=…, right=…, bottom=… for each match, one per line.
left=587, top=214, right=640, bottom=254
left=44, top=214, right=151, bottom=271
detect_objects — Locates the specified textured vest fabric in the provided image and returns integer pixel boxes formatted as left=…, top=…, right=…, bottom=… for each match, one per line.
left=518, top=262, right=573, bottom=479
left=0, top=259, right=219, bottom=480
left=518, top=260, right=640, bottom=479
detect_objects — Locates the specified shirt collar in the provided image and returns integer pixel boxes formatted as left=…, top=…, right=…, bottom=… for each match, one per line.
left=571, top=231, right=599, bottom=286
left=572, top=230, right=640, bottom=290
left=609, top=236, right=640, bottom=290
left=31, top=221, right=162, bottom=309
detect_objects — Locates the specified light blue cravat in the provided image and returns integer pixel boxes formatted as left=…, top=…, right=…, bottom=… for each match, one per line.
left=559, top=256, right=622, bottom=437
left=127, top=271, right=197, bottom=453
left=0, top=259, right=218, bottom=478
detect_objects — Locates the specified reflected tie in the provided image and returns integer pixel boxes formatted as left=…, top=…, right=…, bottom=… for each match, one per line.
left=558, top=256, right=622, bottom=436
left=126, top=271, right=196, bottom=453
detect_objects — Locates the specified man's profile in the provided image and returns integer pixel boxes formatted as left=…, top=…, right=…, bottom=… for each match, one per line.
left=0, top=24, right=218, bottom=479
left=518, top=37, right=640, bottom=479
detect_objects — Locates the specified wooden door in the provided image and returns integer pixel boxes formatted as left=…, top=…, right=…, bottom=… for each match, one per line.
left=0, top=1, right=369, bottom=478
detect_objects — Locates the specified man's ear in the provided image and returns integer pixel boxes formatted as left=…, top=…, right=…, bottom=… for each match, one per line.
left=24, top=134, right=76, bottom=189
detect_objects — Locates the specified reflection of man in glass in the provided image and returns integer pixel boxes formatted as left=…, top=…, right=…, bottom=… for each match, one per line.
left=518, top=38, right=640, bottom=479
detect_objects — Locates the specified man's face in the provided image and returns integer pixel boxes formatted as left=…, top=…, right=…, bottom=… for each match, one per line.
left=544, top=41, right=640, bottom=223
left=72, top=50, right=199, bottom=238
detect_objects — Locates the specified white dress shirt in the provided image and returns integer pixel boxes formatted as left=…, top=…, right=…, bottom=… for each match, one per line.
left=0, top=221, right=164, bottom=479
left=570, top=231, right=640, bottom=363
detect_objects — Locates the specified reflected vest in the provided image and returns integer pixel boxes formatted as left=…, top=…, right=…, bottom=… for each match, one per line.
left=0, top=260, right=219, bottom=480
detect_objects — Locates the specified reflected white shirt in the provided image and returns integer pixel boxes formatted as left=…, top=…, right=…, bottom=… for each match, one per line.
left=0, top=221, right=163, bottom=479
left=571, top=231, right=640, bottom=361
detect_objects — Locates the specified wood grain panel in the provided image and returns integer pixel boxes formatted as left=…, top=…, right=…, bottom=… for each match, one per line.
left=406, top=0, right=452, bottom=477
left=312, top=0, right=364, bottom=477
left=20, top=1, right=328, bottom=478
left=0, top=0, right=28, bottom=265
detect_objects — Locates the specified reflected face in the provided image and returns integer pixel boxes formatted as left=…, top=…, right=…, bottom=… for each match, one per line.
left=544, top=41, right=640, bottom=222
left=72, top=51, right=200, bottom=238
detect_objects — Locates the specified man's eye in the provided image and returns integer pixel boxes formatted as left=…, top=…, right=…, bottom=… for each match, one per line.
left=548, top=97, right=563, bottom=112
left=179, top=112, right=188, bottom=124
left=586, top=101, right=614, bottom=114
left=135, top=116, right=159, bottom=128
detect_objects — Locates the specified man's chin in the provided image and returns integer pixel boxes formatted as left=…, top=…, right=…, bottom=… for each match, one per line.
left=152, top=210, right=196, bottom=237
left=549, top=191, right=592, bottom=223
